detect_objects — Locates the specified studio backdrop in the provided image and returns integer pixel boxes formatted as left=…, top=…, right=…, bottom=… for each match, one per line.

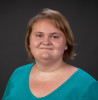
left=0, top=0, right=98, bottom=99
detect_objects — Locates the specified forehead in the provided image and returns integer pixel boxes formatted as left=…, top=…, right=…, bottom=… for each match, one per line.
left=33, top=19, right=55, bottom=28
left=32, top=19, right=63, bottom=34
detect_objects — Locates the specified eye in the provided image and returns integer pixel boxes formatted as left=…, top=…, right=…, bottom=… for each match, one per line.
left=51, top=35, right=59, bottom=39
left=36, top=34, right=43, bottom=38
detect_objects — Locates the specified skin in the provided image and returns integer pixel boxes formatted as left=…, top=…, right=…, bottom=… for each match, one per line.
left=29, top=19, right=67, bottom=65
left=29, top=19, right=78, bottom=98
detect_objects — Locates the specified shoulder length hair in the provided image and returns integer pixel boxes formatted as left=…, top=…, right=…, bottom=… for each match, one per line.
left=25, top=8, right=76, bottom=62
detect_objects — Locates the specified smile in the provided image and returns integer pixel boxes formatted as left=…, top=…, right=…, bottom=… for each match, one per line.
left=40, top=48, right=53, bottom=50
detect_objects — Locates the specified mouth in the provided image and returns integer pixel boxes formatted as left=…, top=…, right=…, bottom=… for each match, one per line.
left=40, top=48, right=53, bottom=50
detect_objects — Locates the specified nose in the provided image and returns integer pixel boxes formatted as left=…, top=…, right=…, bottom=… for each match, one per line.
left=42, top=36, right=52, bottom=46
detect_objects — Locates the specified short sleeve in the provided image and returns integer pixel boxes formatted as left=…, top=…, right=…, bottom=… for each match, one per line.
left=82, top=81, right=98, bottom=100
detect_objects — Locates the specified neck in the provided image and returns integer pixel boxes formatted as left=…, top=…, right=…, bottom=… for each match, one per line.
left=34, top=59, right=67, bottom=73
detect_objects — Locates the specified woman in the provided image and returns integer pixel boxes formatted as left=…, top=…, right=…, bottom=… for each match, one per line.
left=2, top=8, right=98, bottom=100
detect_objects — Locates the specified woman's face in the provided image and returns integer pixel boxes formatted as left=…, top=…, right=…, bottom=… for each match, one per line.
left=29, top=19, right=67, bottom=62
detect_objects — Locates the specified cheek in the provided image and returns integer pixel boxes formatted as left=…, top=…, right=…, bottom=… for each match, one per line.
left=29, top=39, right=40, bottom=48
left=54, top=40, right=67, bottom=50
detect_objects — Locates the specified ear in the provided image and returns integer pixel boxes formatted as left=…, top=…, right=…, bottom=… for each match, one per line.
left=65, top=45, right=68, bottom=50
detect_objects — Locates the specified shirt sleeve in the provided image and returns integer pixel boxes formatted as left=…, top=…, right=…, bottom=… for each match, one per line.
left=2, top=70, right=16, bottom=100
left=82, top=81, right=98, bottom=100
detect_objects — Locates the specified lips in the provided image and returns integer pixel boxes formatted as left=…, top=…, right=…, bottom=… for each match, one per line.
left=40, top=48, right=53, bottom=50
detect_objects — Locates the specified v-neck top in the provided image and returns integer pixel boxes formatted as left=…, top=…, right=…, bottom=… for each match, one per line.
left=2, top=63, right=98, bottom=100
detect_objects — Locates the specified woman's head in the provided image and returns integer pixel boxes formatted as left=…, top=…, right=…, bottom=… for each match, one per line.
left=25, top=8, right=76, bottom=62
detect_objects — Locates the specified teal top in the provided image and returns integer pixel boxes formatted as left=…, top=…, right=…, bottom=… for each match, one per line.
left=2, top=63, right=98, bottom=100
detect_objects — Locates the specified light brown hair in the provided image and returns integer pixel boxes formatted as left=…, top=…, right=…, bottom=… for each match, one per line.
left=25, top=8, right=76, bottom=62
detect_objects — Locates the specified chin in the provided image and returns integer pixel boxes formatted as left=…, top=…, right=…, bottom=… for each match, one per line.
left=40, top=56, right=52, bottom=60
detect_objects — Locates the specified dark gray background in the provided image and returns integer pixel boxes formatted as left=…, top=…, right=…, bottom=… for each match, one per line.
left=0, top=0, right=98, bottom=99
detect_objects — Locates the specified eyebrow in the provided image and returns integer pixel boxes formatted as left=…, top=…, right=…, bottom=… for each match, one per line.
left=50, top=32, right=59, bottom=34
left=33, top=32, right=43, bottom=34
left=33, top=31, right=60, bottom=35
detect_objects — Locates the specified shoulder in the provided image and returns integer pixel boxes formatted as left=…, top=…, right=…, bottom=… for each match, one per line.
left=2, top=63, right=35, bottom=100
left=77, top=68, right=96, bottom=83
left=70, top=68, right=97, bottom=99
left=70, top=68, right=96, bottom=91
left=10, top=63, right=35, bottom=80
left=14, top=63, right=35, bottom=73
left=76, top=68, right=98, bottom=98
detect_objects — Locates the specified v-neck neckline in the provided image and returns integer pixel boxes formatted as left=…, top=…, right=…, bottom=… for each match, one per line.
left=26, top=63, right=80, bottom=99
